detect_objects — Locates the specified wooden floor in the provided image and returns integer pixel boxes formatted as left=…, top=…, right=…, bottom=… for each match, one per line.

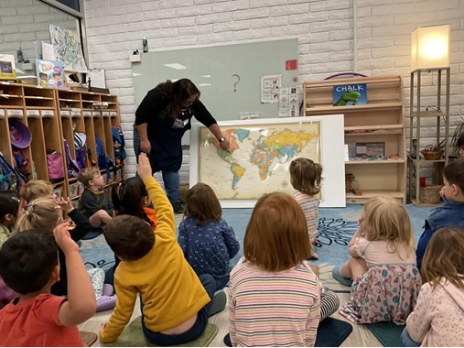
left=78, top=289, right=382, bottom=347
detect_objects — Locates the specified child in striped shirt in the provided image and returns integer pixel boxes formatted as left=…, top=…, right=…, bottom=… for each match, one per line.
left=228, top=192, right=338, bottom=347
left=290, top=158, right=322, bottom=259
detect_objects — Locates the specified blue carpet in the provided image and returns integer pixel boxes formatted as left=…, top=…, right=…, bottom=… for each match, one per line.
left=80, top=205, right=433, bottom=290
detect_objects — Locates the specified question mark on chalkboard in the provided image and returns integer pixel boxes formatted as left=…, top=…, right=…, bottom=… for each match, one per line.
left=232, top=74, right=240, bottom=92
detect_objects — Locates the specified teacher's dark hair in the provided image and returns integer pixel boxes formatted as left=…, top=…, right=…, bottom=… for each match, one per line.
left=158, top=79, right=201, bottom=118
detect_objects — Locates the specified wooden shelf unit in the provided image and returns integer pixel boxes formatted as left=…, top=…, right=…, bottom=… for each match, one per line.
left=0, top=81, right=124, bottom=200
left=303, top=75, right=406, bottom=205
left=408, top=68, right=450, bottom=207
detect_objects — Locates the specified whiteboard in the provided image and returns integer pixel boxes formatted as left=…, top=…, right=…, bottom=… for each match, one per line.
left=190, top=115, right=346, bottom=208
left=132, top=39, right=299, bottom=144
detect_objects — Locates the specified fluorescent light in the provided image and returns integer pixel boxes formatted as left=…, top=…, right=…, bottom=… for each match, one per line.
left=201, top=75, right=211, bottom=78
left=198, top=83, right=211, bottom=87
left=163, top=63, right=187, bottom=70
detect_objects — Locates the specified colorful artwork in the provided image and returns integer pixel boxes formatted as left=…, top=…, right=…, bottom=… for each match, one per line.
left=333, top=83, right=367, bottom=106
left=49, top=24, right=88, bottom=72
left=36, top=59, right=64, bottom=88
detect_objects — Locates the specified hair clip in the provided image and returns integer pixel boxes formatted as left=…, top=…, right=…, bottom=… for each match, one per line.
left=25, top=202, right=35, bottom=208
left=11, top=196, right=20, bottom=203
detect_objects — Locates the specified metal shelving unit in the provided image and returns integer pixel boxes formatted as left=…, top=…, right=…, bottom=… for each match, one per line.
left=408, top=67, right=450, bottom=206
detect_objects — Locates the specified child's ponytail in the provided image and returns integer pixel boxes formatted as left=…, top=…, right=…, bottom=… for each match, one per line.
left=112, top=177, right=148, bottom=219
left=289, top=158, right=323, bottom=195
left=14, top=197, right=61, bottom=233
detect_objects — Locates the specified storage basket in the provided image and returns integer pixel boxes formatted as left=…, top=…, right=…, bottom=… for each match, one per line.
left=419, top=185, right=442, bottom=204
left=420, top=150, right=443, bottom=160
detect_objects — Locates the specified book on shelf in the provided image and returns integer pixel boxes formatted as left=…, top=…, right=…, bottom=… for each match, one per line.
left=333, top=83, right=367, bottom=106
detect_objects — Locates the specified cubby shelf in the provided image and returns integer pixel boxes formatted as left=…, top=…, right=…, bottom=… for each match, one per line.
left=304, top=75, right=406, bottom=204
left=0, top=81, right=125, bottom=200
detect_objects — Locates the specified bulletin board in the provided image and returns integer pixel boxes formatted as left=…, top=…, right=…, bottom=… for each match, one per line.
left=132, top=39, right=299, bottom=144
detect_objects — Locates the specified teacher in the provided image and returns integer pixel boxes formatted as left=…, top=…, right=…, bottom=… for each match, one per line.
left=134, top=79, right=230, bottom=214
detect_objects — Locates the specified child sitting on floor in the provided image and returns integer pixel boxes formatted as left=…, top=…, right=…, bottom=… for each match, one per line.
left=14, top=196, right=115, bottom=311
left=0, top=223, right=96, bottom=346
left=77, top=167, right=113, bottom=228
left=20, top=179, right=54, bottom=203
left=290, top=158, right=323, bottom=259
left=0, top=191, right=23, bottom=310
left=99, top=154, right=226, bottom=346
left=402, top=227, right=464, bottom=347
left=228, top=192, right=339, bottom=347
left=333, top=196, right=421, bottom=324
left=178, top=182, right=240, bottom=291
left=104, top=176, right=158, bottom=287
left=417, top=158, right=464, bottom=269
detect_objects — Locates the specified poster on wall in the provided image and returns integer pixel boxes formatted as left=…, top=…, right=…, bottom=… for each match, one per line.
left=49, top=24, right=88, bottom=72
left=0, top=54, right=16, bottom=80
left=278, top=86, right=300, bottom=117
left=333, top=83, right=367, bottom=106
left=36, top=59, right=65, bottom=88
left=261, top=74, right=281, bottom=103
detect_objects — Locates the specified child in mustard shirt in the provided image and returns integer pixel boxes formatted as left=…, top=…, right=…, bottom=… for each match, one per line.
left=99, top=153, right=226, bottom=345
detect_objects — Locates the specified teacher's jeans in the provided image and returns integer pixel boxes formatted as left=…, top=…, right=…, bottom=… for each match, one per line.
left=133, top=127, right=181, bottom=204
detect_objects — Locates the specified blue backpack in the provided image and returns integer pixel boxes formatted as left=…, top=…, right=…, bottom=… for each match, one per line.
left=112, top=126, right=126, bottom=165
left=0, top=151, right=24, bottom=191
left=95, top=136, right=113, bottom=179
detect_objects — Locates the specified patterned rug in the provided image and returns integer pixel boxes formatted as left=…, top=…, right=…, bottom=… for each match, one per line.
left=79, top=205, right=432, bottom=293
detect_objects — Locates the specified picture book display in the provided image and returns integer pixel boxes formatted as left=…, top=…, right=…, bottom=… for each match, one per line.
left=333, top=83, right=367, bottom=106
left=36, top=59, right=64, bottom=88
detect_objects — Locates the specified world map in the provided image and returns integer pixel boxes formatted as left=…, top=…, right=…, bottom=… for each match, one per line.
left=198, top=122, right=320, bottom=200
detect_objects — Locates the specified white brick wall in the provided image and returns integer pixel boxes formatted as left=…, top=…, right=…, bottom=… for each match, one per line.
left=81, top=0, right=464, bottom=180
left=0, top=0, right=79, bottom=60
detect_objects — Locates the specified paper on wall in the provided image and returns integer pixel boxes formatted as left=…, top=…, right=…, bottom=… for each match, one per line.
left=261, top=74, right=281, bottom=104
left=42, top=42, right=55, bottom=61
left=278, top=85, right=300, bottom=117
left=88, top=69, right=106, bottom=88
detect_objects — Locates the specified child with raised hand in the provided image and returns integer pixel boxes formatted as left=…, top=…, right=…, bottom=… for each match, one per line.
left=178, top=182, right=239, bottom=291
left=99, top=153, right=226, bottom=346
left=402, top=227, right=464, bottom=347
left=20, top=179, right=54, bottom=203
left=228, top=192, right=339, bottom=347
left=333, top=196, right=422, bottom=324
left=290, top=158, right=323, bottom=259
left=0, top=191, right=23, bottom=310
left=417, top=158, right=464, bottom=269
left=105, top=176, right=157, bottom=286
left=0, top=222, right=96, bottom=346
left=77, top=166, right=113, bottom=228
left=13, top=196, right=109, bottom=303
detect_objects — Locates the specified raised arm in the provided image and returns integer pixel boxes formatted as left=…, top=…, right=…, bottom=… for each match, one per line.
left=137, top=153, right=176, bottom=240
left=54, top=221, right=96, bottom=327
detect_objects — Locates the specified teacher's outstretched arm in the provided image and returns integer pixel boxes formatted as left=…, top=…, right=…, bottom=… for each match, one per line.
left=208, top=123, right=230, bottom=151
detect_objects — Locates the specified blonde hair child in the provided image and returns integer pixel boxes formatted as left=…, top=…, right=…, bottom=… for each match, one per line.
left=14, top=196, right=111, bottom=309
left=289, top=158, right=323, bottom=259
left=402, top=227, right=464, bottom=347
left=20, top=180, right=54, bottom=203
left=334, top=196, right=421, bottom=324
left=228, top=192, right=339, bottom=347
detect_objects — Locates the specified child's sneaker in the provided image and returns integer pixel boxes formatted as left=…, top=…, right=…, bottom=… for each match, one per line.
left=208, top=290, right=226, bottom=317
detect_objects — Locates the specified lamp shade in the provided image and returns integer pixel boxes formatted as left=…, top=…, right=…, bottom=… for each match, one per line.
left=411, top=25, right=450, bottom=71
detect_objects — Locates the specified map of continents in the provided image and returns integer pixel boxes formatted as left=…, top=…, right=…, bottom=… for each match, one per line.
left=199, top=122, right=320, bottom=200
